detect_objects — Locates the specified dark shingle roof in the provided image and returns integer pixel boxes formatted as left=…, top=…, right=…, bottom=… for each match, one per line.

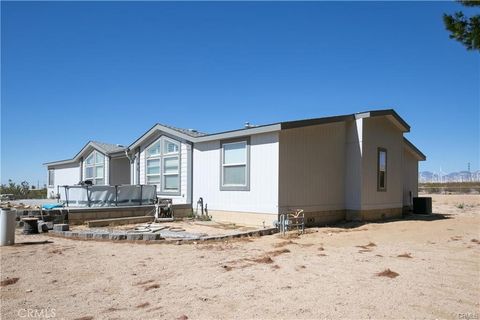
left=158, top=124, right=207, bottom=138
left=91, top=141, right=126, bottom=154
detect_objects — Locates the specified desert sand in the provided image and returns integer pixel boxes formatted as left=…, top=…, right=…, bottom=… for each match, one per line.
left=1, top=194, right=479, bottom=320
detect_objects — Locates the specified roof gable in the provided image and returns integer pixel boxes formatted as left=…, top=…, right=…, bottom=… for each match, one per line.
left=404, top=138, right=426, bottom=161
left=44, top=140, right=127, bottom=166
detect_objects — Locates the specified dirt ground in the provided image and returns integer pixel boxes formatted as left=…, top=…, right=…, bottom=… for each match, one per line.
left=1, top=194, right=479, bottom=320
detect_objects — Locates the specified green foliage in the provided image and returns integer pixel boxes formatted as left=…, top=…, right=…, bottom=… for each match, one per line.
left=443, top=0, right=480, bottom=51
left=419, top=182, right=480, bottom=194
left=0, top=180, right=47, bottom=199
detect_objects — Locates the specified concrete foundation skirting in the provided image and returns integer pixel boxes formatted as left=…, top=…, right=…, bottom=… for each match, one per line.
left=59, top=204, right=191, bottom=225
left=172, top=204, right=192, bottom=218
left=63, top=206, right=155, bottom=225
left=346, top=207, right=403, bottom=221
left=295, top=207, right=404, bottom=226
left=208, top=210, right=278, bottom=227
left=302, top=210, right=346, bottom=227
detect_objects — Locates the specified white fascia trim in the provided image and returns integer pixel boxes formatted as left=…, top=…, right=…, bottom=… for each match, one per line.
left=194, top=124, right=281, bottom=142
left=129, top=123, right=282, bottom=148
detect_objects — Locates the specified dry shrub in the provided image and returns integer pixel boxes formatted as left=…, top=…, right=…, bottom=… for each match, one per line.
left=147, top=306, right=164, bottom=313
left=268, top=248, right=290, bottom=257
left=1, top=277, right=19, bottom=287
left=135, top=279, right=154, bottom=286
left=375, top=254, right=383, bottom=257
left=252, top=256, right=274, bottom=264
left=271, top=264, right=280, bottom=270
left=450, top=236, right=462, bottom=241
left=318, top=253, right=327, bottom=257
left=298, top=265, right=306, bottom=269
left=318, top=246, right=324, bottom=251
left=144, top=284, right=160, bottom=291
left=74, top=317, right=94, bottom=320
left=136, top=302, right=150, bottom=308
left=357, top=242, right=376, bottom=249
left=471, top=239, right=480, bottom=244
left=104, top=307, right=125, bottom=313
left=397, top=253, right=413, bottom=258
left=49, top=249, right=63, bottom=255
left=358, top=249, right=372, bottom=253
left=222, top=265, right=232, bottom=271
left=177, top=315, right=189, bottom=320
left=376, top=269, right=399, bottom=278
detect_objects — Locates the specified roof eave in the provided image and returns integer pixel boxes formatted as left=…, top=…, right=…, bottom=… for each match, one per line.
left=194, top=124, right=281, bottom=142
left=128, top=123, right=198, bottom=150
left=356, top=109, right=410, bottom=132
left=43, top=159, right=78, bottom=167
left=403, top=138, right=426, bottom=161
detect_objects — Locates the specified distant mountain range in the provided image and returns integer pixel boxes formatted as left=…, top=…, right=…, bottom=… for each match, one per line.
left=419, top=170, right=480, bottom=183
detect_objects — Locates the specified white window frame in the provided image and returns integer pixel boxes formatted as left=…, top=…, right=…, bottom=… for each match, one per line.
left=145, top=137, right=180, bottom=195
left=48, top=169, right=55, bottom=187
left=84, top=150, right=105, bottom=185
left=220, top=138, right=250, bottom=191
left=377, top=147, right=387, bottom=192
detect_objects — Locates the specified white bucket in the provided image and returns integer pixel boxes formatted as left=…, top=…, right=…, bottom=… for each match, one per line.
left=0, top=208, right=16, bottom=246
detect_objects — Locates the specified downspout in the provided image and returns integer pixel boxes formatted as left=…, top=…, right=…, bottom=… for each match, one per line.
left=107, top=155, right=111, bottom=185
left=124, top=148, right=136, bottom=185
left=190, top=141, right=194, bottom=211
left=79, top=157, right=84, bottom=182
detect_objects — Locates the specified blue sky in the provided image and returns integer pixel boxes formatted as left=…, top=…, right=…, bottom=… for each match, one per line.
left=1, top=1, right=479, bottom=186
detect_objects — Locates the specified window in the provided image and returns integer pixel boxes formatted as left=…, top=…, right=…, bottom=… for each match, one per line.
left=84, top=150, right=105, bottom=185
left=145, top=137, right=180, bottom=193
left=377, top=148, right=387, bottom=191
left=220, top=139, right=249, bottom=191
left=48, top=170, right=54, bottom=187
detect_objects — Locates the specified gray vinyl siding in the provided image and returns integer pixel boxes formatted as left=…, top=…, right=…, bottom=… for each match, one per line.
left=402, top=148, right=419, bottom=207
left=278, top=121, right=347, bottom=213
left=193, top=132, right=279, bottom=214
left=361, top=117, right=403, bottom=210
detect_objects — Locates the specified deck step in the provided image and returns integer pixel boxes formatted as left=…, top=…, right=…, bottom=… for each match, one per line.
left=86, top=216, right=154, bottom=228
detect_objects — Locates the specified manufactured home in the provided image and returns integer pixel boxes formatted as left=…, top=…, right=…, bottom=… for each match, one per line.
left=44, top=109, right=425, bottom=226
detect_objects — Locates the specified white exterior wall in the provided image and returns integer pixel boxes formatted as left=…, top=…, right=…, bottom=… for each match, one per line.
left=278, top=122, right=346, bottom=213
left=361, top=117, right=404, bottom=210
left=344, top=119, right=363, bottom=210
left=47, top=163, right=80, bottom=198
left=138, top=136, right=191, bottom=205
left=193, top=132, right=279, bottom=214
left=402, top=147, right=419, bottom=207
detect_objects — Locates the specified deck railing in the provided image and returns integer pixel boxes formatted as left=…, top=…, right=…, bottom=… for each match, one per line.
left=58, top=185, right=157, bottom=207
